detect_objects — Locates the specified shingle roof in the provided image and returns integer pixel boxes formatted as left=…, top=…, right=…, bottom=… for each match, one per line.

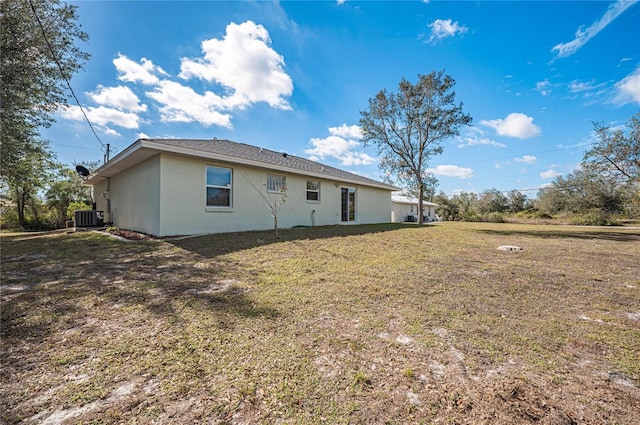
left=143, top=138, right=398, bottom=190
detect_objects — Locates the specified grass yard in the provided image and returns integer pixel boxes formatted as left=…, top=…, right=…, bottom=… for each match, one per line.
left=1, top=222, right=639, bottom=424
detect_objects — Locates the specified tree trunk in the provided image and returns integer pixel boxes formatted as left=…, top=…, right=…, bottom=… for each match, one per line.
left=16, top=188, right=26, bottom=226
left=418, top=183, right=424, bottom=224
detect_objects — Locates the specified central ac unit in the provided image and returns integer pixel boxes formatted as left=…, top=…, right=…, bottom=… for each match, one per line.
left=74, top=210, right=105, bottom=227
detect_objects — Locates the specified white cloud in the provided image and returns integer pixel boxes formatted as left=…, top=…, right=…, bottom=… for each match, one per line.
left=540, top=169, right=561, bottom=179
left=113, top=54, right=167, bottom=85
left=515, top=155, right=537, bottom=164
left=104, top=127, right=121, bottom=136
left=328, top=123, right=362, bottom=139
left=480, top=113, right=541, bottom=139
left=457, top=136, right=505, bottom=148
left=146, top=80, right=232, bottom=128
left=63, top=21, right=294, bottom=131
left=60, top=105, right=142, bottom=129
left=535, top=80, right=551, bottom=96
left=552, top=0, right=639, bottom=58
left=612, top=66, right=640, bottom=105
left=426, top=19, right=468, bottom=44
left=427, top=165, right=474, bottom=179
left=88, top=85, right=147, bottom=112
left=179, top=21, right=293, bottom=110
left=568, top=79, right=608, bottom=94
left=305, top=125, right=376, bottom=166
left=456, top=127, right=505, bottom=148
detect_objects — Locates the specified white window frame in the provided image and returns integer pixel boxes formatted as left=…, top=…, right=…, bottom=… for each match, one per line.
left=267, top=174, right=286, bottom=193
left=206, top=165, right=232, bottom=208
left=306, top=180, right=320, bottom=203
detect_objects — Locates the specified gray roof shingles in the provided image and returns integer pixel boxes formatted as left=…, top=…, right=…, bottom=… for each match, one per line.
left=145, top=138, right=396, bottom=190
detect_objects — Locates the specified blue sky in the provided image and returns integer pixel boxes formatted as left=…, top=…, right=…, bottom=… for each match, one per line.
left=48, top=0, right=640, bottom=197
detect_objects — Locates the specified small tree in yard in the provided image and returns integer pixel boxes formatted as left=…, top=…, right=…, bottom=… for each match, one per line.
left=241, top=173, right=300, bottom=238
left=262, top=187, right=287, bottom=239
left=359, top=70, right=472, bottom=224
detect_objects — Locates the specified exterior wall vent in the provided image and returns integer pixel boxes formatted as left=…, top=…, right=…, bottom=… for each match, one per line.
left=74, top=210, right=105, bottom=227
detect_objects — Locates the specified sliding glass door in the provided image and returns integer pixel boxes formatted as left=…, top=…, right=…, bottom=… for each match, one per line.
left=341, top=187, right=356, bottom=222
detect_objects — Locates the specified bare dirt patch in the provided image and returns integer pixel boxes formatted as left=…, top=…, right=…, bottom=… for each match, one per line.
left=1, top=223, right=639, bottom=423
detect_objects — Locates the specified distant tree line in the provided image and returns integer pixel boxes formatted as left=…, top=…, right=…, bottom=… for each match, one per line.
left=433, top=113, right=639, bottom=225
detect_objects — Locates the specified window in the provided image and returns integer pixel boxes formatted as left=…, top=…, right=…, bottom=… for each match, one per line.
left=306, top=180, right=320, bottom=202
left=206, top=165, right=232, bottom=207
left=267, top=174, right=286, bottom=192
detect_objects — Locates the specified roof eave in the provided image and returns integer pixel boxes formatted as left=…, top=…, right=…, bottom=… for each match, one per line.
left=84, top=139, right=145, bottom=185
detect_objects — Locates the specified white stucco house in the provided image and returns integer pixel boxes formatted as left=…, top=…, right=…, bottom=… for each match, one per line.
left=85, top=138, right=399, bottom=236
left=391, top=194, right=439, bottom=223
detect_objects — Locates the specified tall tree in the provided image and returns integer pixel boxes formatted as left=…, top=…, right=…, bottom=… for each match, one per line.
left=433, top=191, right=456, bottom=221
left=477, top=188, right=508, bottom=215
left=4, top=139, right=57, bottom=224
left=451, top=191, right=478, bottom=221
left=0, top=0, right=89, bottom=225
left=583, top=113, right=639, bottom=183
left=359, top=70, right=472, bottom=223
left=506, top=189, right=528, bottom=213
left=537, top=169, right=628, bottom=218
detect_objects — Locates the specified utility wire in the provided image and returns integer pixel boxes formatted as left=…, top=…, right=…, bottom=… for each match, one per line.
left=28, top=0, right=109, bottom=158
left=453, top=144, right=589, bottom=167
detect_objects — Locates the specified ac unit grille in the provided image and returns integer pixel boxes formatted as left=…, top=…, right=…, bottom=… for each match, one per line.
left=74, top=210, right=104, bottom=227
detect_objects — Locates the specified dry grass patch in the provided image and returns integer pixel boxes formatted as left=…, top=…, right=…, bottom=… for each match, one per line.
left=1, top=223, right=639, bottom=424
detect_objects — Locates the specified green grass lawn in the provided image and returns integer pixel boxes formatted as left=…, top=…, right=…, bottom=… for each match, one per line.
left=1, top=222, right=639, bottom=424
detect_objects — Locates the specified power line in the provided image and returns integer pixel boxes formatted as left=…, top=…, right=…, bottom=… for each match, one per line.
left=454, top=144, right=589, bottom=167
left=28, top=0, right=111, bottom=161
left=53, top=143, right=102, bottom=151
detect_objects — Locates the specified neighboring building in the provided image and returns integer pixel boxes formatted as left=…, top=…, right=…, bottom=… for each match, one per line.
left=85, top=138, right=399, bottom=236
left=391, top=194, right=439, bottom=223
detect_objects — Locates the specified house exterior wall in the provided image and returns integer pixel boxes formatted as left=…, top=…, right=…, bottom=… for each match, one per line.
left=391, top=202, right=416, bottom=223
left=93, top=155, right=161, bottom=235
left=391, top=202, right=436, bottom=223
left=104, top=153, right=392, bottom=236
left=356, top=187, right=393, bottom=224
left=93, top=179, right=109, bottom=221
left=424, top=205, right=436, bottom=221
